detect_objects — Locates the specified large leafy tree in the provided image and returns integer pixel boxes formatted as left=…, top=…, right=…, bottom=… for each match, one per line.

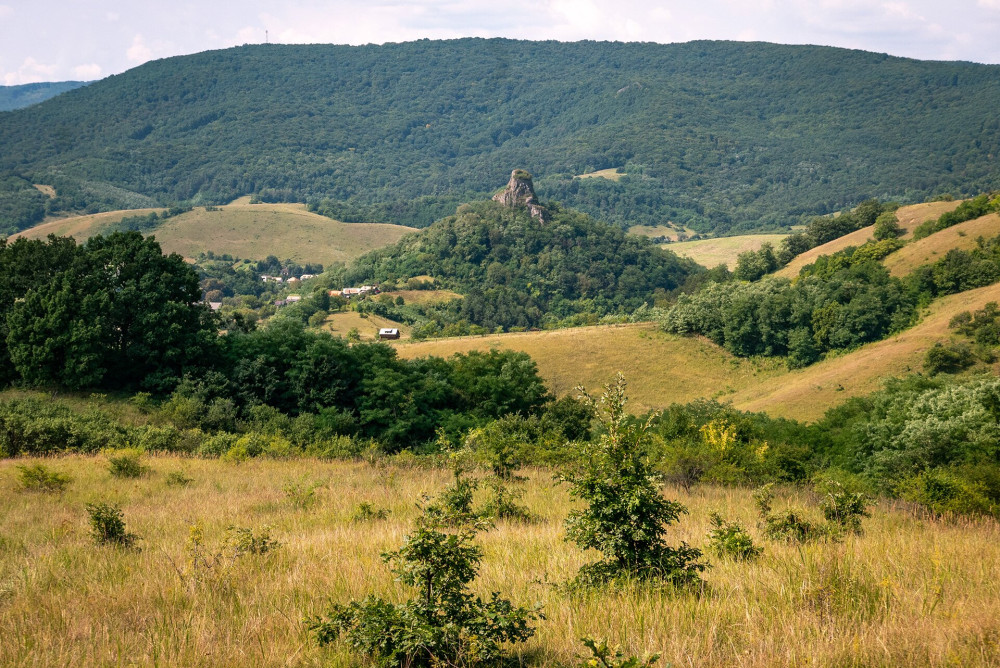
left=5, top=232, right=217, bottom=392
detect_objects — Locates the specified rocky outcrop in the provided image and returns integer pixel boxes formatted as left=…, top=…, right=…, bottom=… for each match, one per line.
left=492, top=169, right=546, bottom=223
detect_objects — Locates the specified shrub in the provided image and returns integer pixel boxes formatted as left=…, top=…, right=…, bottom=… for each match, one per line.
left=86, top=502, right=138, bottom=548
left=563, top=374, right=705, bottom=588
left=753, top=484, right=826, bottom=542
left=308, top=508, right=540, bottom=666
left=897, top=470, right=994, bottom=517
left=351, top=502, right=390, bottom=522
left=425, top=471, right=479, bottom=526
left=817, top=480, right=871, bottom=535
left=107, top=449, right=149, bottom=479
left=284, top=479, right=323, bottom=510
left=224, top=525, right=280, bottom=556
left=706, top=513, right=762, bottom=561
left=165, top=470, right=194, bottom=487
left=478, top=478, right=535, bottom=523
left=924, top=342, right=976, bottom=375
left=16, top=463, right=72, bottom=492
left=579, top=637, right=660, bottom=668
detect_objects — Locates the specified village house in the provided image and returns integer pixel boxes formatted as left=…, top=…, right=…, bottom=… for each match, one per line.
left=378, top=328, right=400, bottom=340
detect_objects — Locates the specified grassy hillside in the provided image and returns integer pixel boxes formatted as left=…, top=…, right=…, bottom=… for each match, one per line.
left=14, top=200, right=416, bottom=265
left=396, top=324, right=785, bottom=412
left=397, top=279, right=1000, bottom=421
left=665, top=234, right=789, bottom=270
left=4, top=40, right=1000, bottom=234
left=883, top=211, right=1000, bottom=277
left=3, top=455, right=998, bottom=667
left=775, top=200, right=960, bottom=278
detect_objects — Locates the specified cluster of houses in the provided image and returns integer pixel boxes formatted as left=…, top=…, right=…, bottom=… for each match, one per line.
left=328, top=285, right=380, bottom=299
left=261, top=273, right=316, bottom=284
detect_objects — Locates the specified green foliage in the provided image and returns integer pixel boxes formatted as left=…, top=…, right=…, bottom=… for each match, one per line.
left=816, top=480, right=871, bottom=535
left=283, top=478, right=322, bottom=510
left=1, top=232, right=217, bottom=393
left=923, top=341, right=975, bottom=375
left=478, top=478, right=536, bottom=523
left=706, top=513, right=762, bottom=561
left=912, top=193, right=998, bottom=240
left=425, top=471, right=479, bottom=526
left=165, top=470, right=193, bottom=487
left=107, top=450, right=149, bottom=479
left=86, top=502, right=138, bottom=548
left=308, top=508, right=539, bottom=666
left=578, top=637, right=662, bottom=668
left=897, top=470, right=995, bottom=517
left=664, top=251, right=914, bottom=365
left=15, top=463, right=72, bottom=492
left=224, top=525, right=280, bottom=557
left=563, top=374, right=705, bottom=587
left=753, top=484, right=826, bottom=542
left=873, top=211, right=902, bottom=240
left=351, top=502, right=390, bottom=522
left=346, top=200, right=700, bottom=331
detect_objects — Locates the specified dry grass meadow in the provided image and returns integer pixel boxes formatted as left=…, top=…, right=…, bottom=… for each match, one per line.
left=883, top=212, right=1000, bottom=277
left=665, top=234, right=790, bottom=270
left=774, top=201, right=961, bottom=279
left=2, top=455, right=999, bottom=667
left=15, top=200, right=416, bottom=266
left=395, top=324, right=786, bottom=412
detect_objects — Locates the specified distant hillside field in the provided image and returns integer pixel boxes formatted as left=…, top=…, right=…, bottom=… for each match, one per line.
left=664, top=234, right=790, bottom=270
left=774, top=200, right=960, bottom=278
left=395, top=324, right=785, bottom=413
left=730, top=281, right=1000, bottom=420
left=883, top=211, right=1000, bottom=277
left=4, top=40, right=1000, bottom=234
left=14, top=201, right=416, bottom=265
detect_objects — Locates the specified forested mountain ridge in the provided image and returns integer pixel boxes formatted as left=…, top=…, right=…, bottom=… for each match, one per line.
left=3, top=39, right=1000, bottom=236
left=0, top=81, right=89, bottom=112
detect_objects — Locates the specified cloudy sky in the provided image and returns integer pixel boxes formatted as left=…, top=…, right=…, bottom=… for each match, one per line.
left=2, top=0, right=999, bottom=85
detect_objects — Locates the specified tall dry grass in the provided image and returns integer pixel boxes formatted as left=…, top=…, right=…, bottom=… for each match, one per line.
left=1, top=455, right=998, bottom=667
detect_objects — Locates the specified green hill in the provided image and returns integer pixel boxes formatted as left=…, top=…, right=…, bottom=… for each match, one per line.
left=0, top=81, right=89, bottom=112
left=3, top=39, right=1000, bottom=235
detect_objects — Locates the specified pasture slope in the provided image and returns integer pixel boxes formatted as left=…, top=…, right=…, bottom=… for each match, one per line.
left=774, top=200, right=961, bottom=278
left=883, top=212, right=1000, bottom=277
left=12, top=199, right=416, bottom=265
left=664, top=234, right=790, bottom=270
left=396, top=324, right=786, bottom=413
left=396, top=280, right=1000, bottom=421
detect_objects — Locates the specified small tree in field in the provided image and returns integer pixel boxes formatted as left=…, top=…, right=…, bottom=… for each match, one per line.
left=308, top=507, right=540, bottom=666
left=563, top=373, right=705, bottom=588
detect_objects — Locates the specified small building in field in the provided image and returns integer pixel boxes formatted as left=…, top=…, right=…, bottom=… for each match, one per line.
left=378, top=328, right=400, bottom=340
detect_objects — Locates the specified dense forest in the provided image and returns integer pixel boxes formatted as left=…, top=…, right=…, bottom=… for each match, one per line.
left=3, top=39, right=1000, bottom=235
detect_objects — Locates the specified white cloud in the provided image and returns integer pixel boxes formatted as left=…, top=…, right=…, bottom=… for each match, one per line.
left=0, top=4, right=11, bottom=19
left=126, top=34, right=153, bottom=64
left=106, top=11, right=119, bottom=22
left=978, top=0, right=1000, bottom=8
left=3, top=57, right=58, bottom=85
left=72, top=63, right=102, bottom=79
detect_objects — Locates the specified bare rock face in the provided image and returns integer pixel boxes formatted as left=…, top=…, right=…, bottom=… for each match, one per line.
left=492, top=169, right=546, bottom=223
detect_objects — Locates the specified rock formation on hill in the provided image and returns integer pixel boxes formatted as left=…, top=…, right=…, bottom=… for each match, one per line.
left=492, top=169, right=546, bottom=223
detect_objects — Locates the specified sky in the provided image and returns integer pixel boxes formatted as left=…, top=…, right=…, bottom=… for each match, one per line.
left=2, top=0, right=1000, bottom=85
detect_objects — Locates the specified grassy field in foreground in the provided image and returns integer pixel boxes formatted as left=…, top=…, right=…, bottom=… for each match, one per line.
left=395, top=324, right=785, bottom=412
left=774, top=201, right=961, bottom=279
left=665, top=234, right=789, bottom=270
left=14, top=201, right=416, bottom=265
left=1, top=455, right=998, bottom=667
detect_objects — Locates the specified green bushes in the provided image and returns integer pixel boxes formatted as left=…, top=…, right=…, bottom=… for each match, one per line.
left=86, top=502, right=138, bottom=548
left=16, top=463, right=72, bottom=492
left=308, top=506, right=539, bottom=666
left=705, top=513, right=762, bottom=561
left=563, top=375, right=705, bottom=588
left=107, top=450, right=149, bottom=479
left=912, top=193, right=998, bottom=240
